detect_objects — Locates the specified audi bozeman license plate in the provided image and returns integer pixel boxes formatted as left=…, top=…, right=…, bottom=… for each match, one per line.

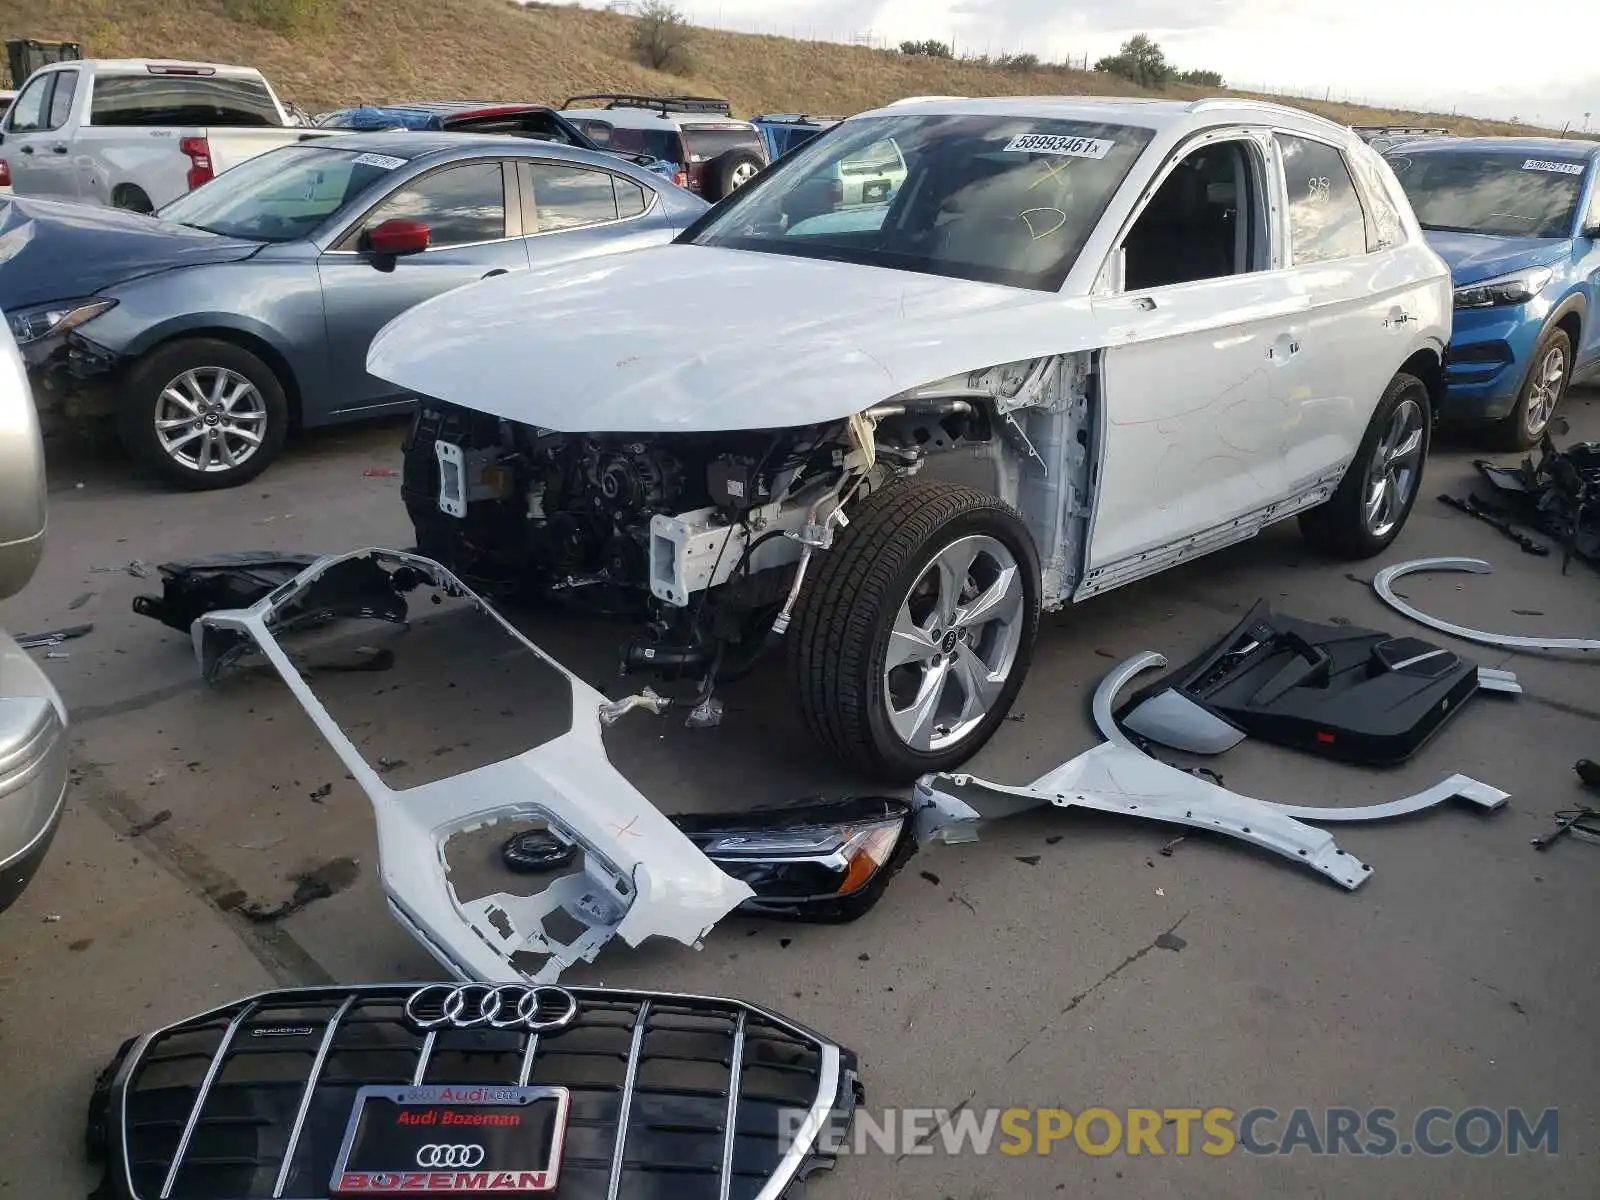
left=331, top=1084, right=570, bottom=1195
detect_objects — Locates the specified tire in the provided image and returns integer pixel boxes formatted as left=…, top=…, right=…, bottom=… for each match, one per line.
left=111, top=185, right=154, bottom=214
left=118, top=338, right=290, bottom=491
left=706, top=149, right=763, bottom=201
left=1299, top=371, right=1431, bottom=559
left=789, top=479, right=1041, bottom=782
left=1491, top=325, right=1572, bottom=451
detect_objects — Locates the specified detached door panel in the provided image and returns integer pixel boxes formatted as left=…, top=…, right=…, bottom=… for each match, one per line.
left=318, top=159, right=528, bottom=413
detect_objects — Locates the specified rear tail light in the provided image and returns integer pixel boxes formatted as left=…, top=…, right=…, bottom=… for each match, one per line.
left=0, top=160, right=9, bottom=188
left=672, top=169, right=689, bottom=189
left=180, top=136, right=214, bottom=191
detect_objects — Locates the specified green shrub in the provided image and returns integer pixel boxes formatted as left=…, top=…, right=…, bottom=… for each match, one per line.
left=632, top=0, right=696, bottom=75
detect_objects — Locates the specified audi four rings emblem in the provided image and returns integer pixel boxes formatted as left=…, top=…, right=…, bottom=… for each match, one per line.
left=416, top=1145, right=486, bottom=1168
left=404, top=983, right=579, bottom=1032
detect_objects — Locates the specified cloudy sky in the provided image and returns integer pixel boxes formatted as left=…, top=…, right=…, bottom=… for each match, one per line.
left=645, top=0, right=1598, bottom=128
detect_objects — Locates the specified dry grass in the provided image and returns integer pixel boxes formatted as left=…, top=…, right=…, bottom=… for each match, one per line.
left=2, top=0, right=1568, bottom=136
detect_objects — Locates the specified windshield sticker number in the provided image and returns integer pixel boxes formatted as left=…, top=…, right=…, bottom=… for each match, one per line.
left=352, top=152, right=408, bottom=171
left=1003, top=134, right=1114, bottom=160
left=1523, top=159, right=1585, bottom=175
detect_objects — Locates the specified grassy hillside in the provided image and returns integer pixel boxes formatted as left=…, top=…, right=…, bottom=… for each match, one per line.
left=2, top=0, right=1565, bottom=137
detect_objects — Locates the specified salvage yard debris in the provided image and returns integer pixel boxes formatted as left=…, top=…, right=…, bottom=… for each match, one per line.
left=16, top=622, right=93, bottom=649
left=1473, top=429, right=1599, bottom=572
left=911, top=651, right=1511, bottom=891
left=1374, top=558, right=1600, bottom=654
left=1114, top=600, right=1521, bottom=765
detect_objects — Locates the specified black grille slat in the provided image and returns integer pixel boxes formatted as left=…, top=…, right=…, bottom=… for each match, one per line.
left=111, top=985, right=846, bottom=1200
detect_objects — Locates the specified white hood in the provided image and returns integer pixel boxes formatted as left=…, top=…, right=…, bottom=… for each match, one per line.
left=367, top=244, right=1082, bottom=431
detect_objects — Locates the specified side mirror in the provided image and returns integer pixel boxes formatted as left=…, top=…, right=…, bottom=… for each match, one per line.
left=366, top=218, right=430, bottom=257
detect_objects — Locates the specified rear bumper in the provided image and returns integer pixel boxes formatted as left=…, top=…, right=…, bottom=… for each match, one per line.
left=0, top=628, right=69, bottom=913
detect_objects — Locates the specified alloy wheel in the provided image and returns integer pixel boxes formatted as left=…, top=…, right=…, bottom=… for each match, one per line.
left=730, top=162, right=759, bottom=190
left=882, top=535, right=1027, bottom=752
left=1524, top=344, right=1567, bottom=438
left=1363, top=396, right=1425, bottom=539
left=154, top=367, right=269, bottom=474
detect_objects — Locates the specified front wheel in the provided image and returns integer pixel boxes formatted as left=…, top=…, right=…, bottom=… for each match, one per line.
left=789, top=479, right=1041, bottom=782
left=1299, top=371, right=1430, bottom=559
left=1492, top=325, right=1571, bottom=450
left=119, top=338, right=290, bottom=490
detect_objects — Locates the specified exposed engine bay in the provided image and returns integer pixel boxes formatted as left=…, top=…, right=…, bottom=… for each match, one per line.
left=398, top=355, right=1090, bottom=698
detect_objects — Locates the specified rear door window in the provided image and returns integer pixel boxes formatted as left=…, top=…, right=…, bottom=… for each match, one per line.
left=358, top=162, right=509, bottom=247
left=5, top=73, right=52, bottom=132
left=524, top=162, right=651, bottom=231
left=681, top=126, right=764, bottom=164
left=45, top=69, right=79, bottom=130
left=1278, top=134, right=1369, bottom=265
left=89, top=74, right=283, bottom=127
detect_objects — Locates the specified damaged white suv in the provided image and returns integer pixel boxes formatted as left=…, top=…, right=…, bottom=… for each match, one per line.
left=371, top=97, right=1451, bottom=781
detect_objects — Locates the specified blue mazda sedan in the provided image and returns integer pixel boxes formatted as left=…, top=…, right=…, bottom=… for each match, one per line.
left=1383, top=136, right=1600, bottom=447
left=0, top=133, right=707, bottom=489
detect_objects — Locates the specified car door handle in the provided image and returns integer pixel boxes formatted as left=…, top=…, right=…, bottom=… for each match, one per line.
left=17, top=144, right=33, bottom=155
left=481, top=269, right=509, bottom=280
left=1131, top=296, right=1158, bottom=311
left=50, top=143, right=68, bottom=154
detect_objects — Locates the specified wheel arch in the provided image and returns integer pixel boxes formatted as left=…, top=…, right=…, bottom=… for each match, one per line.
left=1397, top=343, right=1445, bottom=421
left=124, top=319, right=306, bottom=430
left=1549, top=290, right=1586, bottom=356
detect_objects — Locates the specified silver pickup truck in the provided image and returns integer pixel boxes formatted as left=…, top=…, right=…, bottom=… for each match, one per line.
left=0, top=323, right=67, bottom=913
left=0, top=59, right=327, bottom=213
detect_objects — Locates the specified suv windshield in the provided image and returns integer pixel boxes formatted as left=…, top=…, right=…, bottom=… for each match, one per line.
left=159, top=145, right=408, bottom=242
left=1385, top=149, right=1589, bottom=239
left=686, top=114, right=1155, bottom=290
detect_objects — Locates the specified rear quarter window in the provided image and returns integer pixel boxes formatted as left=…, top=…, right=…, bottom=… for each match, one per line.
left=89, top=74, right=283, bottom=127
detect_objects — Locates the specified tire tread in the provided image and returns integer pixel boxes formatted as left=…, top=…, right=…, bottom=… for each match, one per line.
left=788, top=478, right=1038, bottom=776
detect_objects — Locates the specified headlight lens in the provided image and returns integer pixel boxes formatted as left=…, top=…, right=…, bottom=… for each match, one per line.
left=1453, top=267, right=1553, bottom=310
left=6, top=299, right=116, bottom=345
left=674, top=797, right=916, bottom=919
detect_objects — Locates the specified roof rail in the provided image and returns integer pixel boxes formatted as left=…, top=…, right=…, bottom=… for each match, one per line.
left=561, top=93, right=732, bottom=116
left=1184, top=96, right=1347, bottom=131
left=750, top=113, right=843, bottom=126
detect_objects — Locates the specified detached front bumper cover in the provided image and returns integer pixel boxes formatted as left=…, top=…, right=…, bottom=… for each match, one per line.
left=194, top=548, right=757, bottom=983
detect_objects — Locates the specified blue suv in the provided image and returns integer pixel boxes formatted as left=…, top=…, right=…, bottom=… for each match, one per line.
left=1383, top=137, right=1600, bottom=447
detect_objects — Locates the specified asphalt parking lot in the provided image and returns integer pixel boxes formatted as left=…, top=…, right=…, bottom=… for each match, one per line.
left=2, top=390, right=1598, bottom=1199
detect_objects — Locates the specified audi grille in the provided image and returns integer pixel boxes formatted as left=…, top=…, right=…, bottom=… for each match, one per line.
left=89, top=984, right=861, bottom=1199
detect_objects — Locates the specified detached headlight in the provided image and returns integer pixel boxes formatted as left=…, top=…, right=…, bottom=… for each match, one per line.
left=1453, top=267, right=1553, bottom=310
left=7, top=298, right=116, bottom=345
left=673, top=797, right=916, bottom=922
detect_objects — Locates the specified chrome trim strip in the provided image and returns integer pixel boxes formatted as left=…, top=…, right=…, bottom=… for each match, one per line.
left=411, top=1029, right=437, bottom=1086
left=516, top=1031, right=541, bottom=1086
left=605, top=999, right=651, bottom=1200
left=272, top=993, right=357, bottom=1197
left=159, top=1001, right=259, bottom=1199
left=754, top=1044, right=841, bottom=1200
left=717, top=1009, right=747, bottom=1200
